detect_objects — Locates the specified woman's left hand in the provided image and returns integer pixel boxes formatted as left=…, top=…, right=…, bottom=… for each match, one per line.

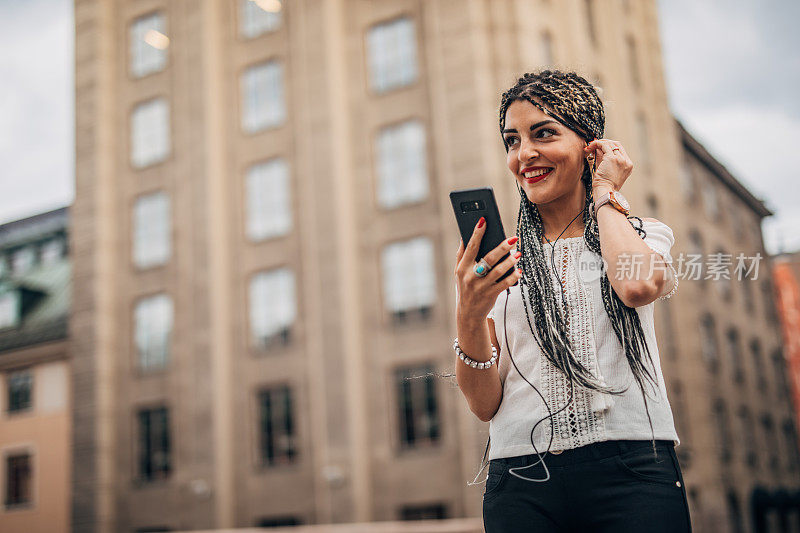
left=584, top=139, right=633, bottom=195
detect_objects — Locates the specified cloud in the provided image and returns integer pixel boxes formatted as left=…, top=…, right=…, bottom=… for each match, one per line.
left=0, top=0, right=74, bottom=224
left=658, top=0, right=800, bottom=254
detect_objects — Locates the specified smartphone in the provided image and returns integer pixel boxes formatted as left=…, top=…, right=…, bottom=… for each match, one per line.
left=449, top=187, right=517, bottom=284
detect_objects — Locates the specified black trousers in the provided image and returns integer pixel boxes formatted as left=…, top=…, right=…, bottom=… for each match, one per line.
left=482, top=439, right=692, bottom=532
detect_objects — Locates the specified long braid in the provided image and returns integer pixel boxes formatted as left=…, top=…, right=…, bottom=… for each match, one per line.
left=502, top=69, right=662, bottom=458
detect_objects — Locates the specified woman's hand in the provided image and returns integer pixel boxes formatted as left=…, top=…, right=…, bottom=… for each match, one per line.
left=584, top=138, right=634, bottom=197
left=454, top=217, right=524, bottom=324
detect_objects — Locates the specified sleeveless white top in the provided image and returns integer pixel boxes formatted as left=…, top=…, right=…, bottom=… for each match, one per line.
left=486, top=219, right=680, bottom=460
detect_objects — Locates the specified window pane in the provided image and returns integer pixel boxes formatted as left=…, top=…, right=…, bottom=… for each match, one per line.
left=246, top=159, right=292, bottom=240
left=241, top=61, right=286, bottom=133
left=138, top=407, right=171, bottom=481
left=5, top=454, right=32, bottom=506
left=258, top=386, right=296, bottom=465
left=0, top=291, right=20, bottom=330
left=376, top=121, right=428, bottom=209
left=133, top=191, right=171, bottom=268
left=381, top=236, right=436, bottom=314
left=131, top=98, right=171, bottom=168
left=367, top=17, right=418, bottom=93
left=40, top=237, right=66, bottom=265
left=11, top=247, right=36, bottom=276
left=396, top=364, right=439, bottom=448
left=239, top=0, right=282, bottom=38
left=7, top=370, right=33, bottom=412
left=135, top=294, right=173, bottom=370
left=249, top=268, right=296, bottom=348
left=130, top=12, right=168, bottom=78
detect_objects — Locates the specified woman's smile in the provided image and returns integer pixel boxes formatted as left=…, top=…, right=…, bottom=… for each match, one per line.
left=522, top=166, right=554, bottom=183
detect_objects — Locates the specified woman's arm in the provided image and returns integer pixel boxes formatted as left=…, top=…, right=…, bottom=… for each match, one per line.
left=585, top=138, right=674, bottom=308
left=455, top=315, right=503, bottom=422
left=594, top=191, right=673, bottom=307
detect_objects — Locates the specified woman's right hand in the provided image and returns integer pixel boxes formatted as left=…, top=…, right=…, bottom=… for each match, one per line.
left=454, top=216, right=523, bottom=324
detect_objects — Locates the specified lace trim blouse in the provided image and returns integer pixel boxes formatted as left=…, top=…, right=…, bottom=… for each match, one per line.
left=485, top=219, right=680, bottom=460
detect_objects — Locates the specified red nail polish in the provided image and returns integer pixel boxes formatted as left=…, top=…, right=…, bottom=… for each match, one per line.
left=507, top=236, right=519, bottom=245
left=514, top=251, right=522, bottom=259
left=477, top=217, right=485, bottom=228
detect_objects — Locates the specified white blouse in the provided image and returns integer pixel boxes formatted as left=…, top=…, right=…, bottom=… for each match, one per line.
left=486, top=219, right=680, bottom=461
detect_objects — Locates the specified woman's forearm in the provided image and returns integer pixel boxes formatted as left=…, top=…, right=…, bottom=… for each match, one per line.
left=594, top=186, right=669, bottom=306
left=455, top=314, right=503, bottom=422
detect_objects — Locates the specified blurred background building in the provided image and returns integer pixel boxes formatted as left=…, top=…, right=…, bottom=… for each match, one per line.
left=65, top=0, right=800, bottom=532
left=0, top=207, right=71, bottom=532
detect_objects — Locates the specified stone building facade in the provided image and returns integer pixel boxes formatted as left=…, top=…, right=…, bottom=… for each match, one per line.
left=71, top=0, right=799, bottom=531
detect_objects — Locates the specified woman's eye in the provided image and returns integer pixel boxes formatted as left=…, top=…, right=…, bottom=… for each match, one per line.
left=536, top=128, right=556, bottom=138
left=505, top=137, right=519, bottom=147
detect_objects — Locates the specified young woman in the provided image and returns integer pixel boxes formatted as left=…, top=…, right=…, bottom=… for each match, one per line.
left=453, top=70, right=691, bottom=532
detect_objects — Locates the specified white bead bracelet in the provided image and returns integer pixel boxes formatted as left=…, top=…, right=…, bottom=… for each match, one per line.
left=453, top=337, right=498, bottom=369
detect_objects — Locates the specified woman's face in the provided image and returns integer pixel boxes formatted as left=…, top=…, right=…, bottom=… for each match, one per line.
left=502, top=98, right=588, bottom=205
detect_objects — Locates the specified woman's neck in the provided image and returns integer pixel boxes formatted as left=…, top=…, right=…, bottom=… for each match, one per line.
left=538, top=181, right=588, bottom=242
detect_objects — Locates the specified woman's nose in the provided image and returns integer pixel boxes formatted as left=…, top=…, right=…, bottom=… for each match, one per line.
left=518, top=140, right=538, bottom=163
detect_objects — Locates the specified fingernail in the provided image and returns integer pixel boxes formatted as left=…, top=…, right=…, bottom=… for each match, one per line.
left=477, top=217, right=485, bottom=228
left=514, top=251, right=522, bottom=259
left=507, top=236, right=518, bottom=245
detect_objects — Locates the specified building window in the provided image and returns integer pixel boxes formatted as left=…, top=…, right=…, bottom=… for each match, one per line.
left=40, top=237, right=66, bottom=265
left=239, top=0, right=282, bottom=38
left=246, top=159, right=292, bottom=241
left=750, top=339, right=767, bottom=391
left=130, top=12, right=168, bottom=78
left=701, top=181, right=719, bottom=221
left=11, top=246, right=36, bottom=276
left=726, top=328, right=744, bottom=383
left=382, top=236, right=435, bottom=323
left=679, top=159, right=695, bottom=200
left=400, top=503, right=447, bottom=520
left=626, top=35, right=640, bottom=88
left=689, top=230, right=705, bottom=288
left=257, top=385, right=296, bottom=466
left=7, top=370, right=33, bottom=413
left=760, top=414, right=778, bottom=471
left=257, top=517, right=301, bottom=528
left=133, top=192, right=171, bottom=268
left=131, top=98, right=171, bottom=168
left=711, top=249, right=732, bottom=301
left=782, top=419, right=800, bottom=472
left=726, top=491, right=744, bottom=533
left=367, top=17, right=418, bottom=93
left=241, top=61, right=286, bottom=133
left=712, top=399, right=732, bottom=463
left=741, top=277, right=754, bottom=312
left=4, top=454, right=31, bottom=508
left=396, top=364, right=440, bottom=449
left=738, top=408, right=756, bottom=468
left=699, top=314, right=718, bottom=370
left=376, top=120, right=428, bottom=209
left=249, top=268, right=296, bottom=350
left=772, top=349, right=790, bottom=400
left=137, top=406, right=171, bottom=481
left=0, top=291, right=21, bottom=330
left=134, top=294, right=173, bottom=371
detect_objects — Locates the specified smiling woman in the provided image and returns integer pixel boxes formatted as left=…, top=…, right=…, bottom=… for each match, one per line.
left=452, top=70, right=689, bottom=532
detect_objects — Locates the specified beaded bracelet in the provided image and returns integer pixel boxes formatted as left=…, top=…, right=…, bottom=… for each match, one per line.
left=453, top=337, right=498, bottom=369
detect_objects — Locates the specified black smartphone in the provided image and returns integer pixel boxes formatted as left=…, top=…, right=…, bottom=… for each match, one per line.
left=449, top=187, right=516, bottom=284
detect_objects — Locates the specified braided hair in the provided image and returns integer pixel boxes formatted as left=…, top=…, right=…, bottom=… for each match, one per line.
left=500, top=69, right=661, bottom=454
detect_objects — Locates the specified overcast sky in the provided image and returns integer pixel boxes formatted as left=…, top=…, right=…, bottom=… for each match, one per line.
left=0, top=0, right=797, bottom=254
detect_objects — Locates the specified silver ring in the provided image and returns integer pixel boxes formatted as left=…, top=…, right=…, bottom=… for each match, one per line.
left=474, top=258, right=492, bottom=277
